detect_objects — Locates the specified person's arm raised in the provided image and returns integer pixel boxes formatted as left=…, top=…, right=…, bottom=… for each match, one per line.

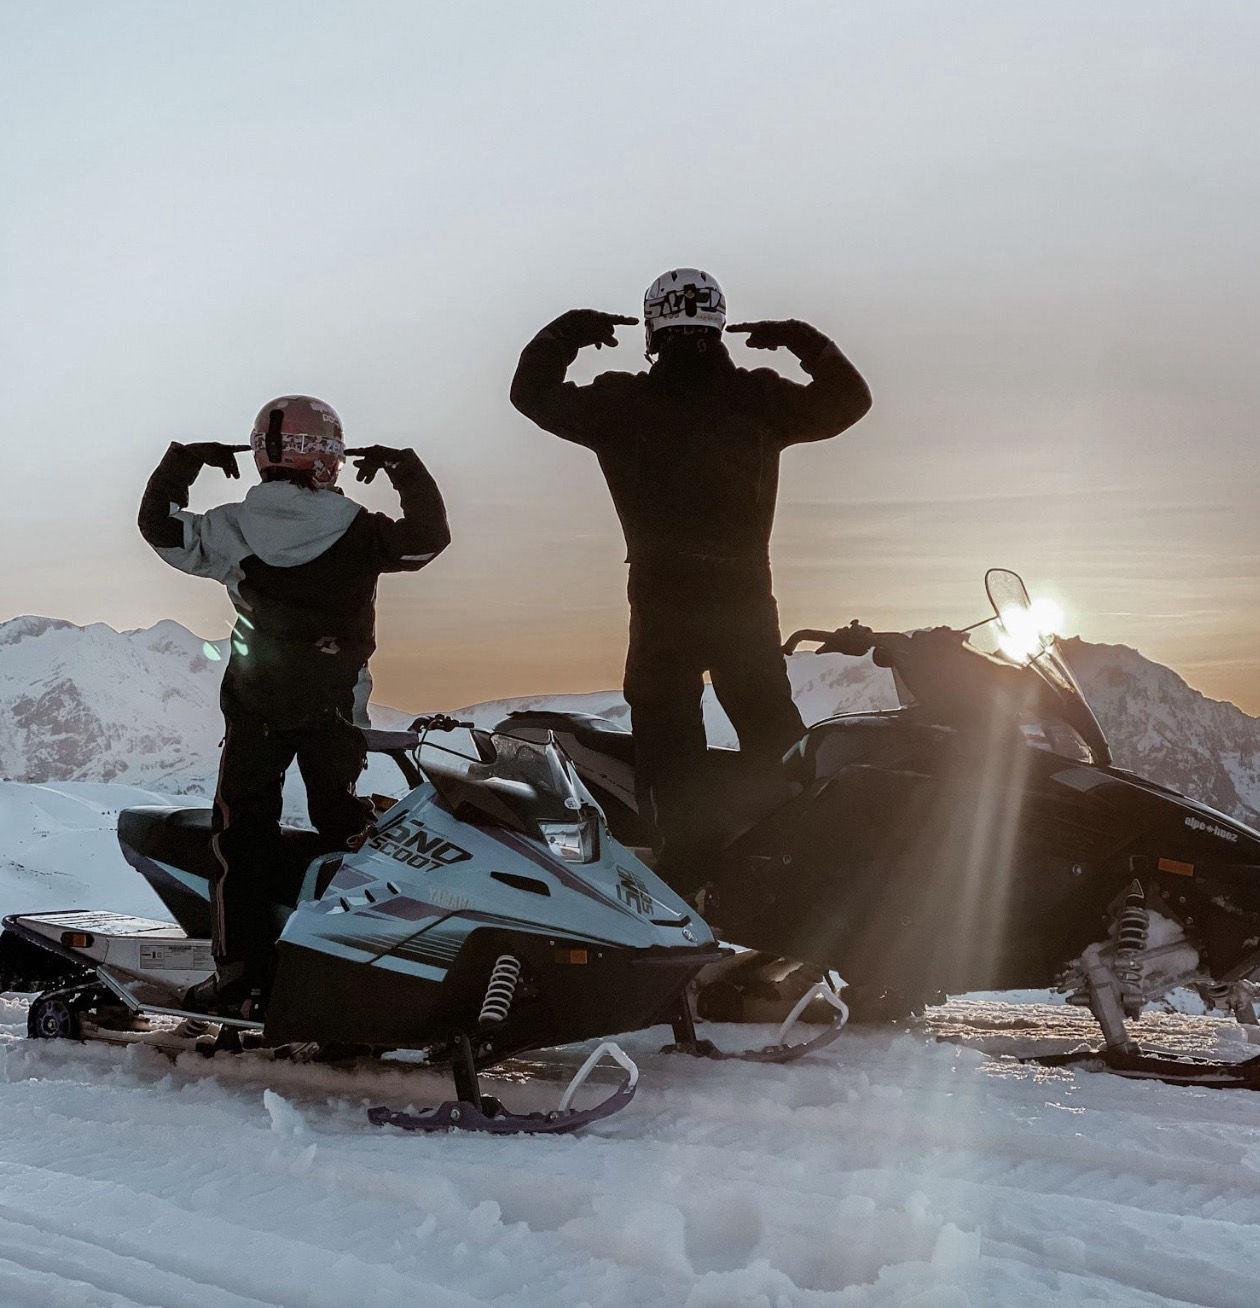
left=509, top=309, right=639, bottom=448
left=727, top=319, right=871, bottom=445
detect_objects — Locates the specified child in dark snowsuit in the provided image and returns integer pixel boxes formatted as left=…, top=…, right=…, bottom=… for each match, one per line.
left=138, top=395, right=450, bottom=1015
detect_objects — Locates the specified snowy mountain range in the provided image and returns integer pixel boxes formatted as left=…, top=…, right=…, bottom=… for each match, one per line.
left=1, top=614, right=1258, bottom=827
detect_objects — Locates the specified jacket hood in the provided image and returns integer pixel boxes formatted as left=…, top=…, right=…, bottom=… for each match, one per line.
left=235, top=482, right=363, bottom=568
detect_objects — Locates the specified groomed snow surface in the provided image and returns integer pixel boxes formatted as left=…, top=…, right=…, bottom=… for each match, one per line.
left=3, top=786, right=1260, bottom=1306
left=5, top=1001, right=1260, bottom=1308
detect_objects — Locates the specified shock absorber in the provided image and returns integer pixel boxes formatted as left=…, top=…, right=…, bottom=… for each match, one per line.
left=478, top=954, right=522, bottom=1027
left=1113, top=881, right=1150, bottom=1017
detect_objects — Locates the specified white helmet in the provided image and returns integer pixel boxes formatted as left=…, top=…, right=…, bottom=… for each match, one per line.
left=643, top=268, right=726, bottom=353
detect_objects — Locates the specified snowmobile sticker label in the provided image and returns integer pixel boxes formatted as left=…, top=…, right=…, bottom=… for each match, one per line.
left=139, top=942, right=214, bottom=970
left=1184, top=815, right=1238, bottom=844
left=367, top=815, right=473, bottom=871
left=616, top=867, right=654, bottom=916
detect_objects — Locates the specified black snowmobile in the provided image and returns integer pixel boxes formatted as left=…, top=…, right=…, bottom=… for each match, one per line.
left=0, top=719, right=737, bottom=1133
left=498, top=570, right=1260, bottom=1089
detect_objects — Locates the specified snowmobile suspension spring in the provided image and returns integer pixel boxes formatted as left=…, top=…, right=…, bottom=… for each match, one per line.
left=478, top=954, right=522, bottom=1027
left=1114, top=890, right=1149, bottom=997
left=1117, top=899, right=1149, bottom=955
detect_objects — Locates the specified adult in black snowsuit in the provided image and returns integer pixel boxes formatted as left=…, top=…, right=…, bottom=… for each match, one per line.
left=510, top=269, right=871, bottom=886
left=138, top=396, right=450, bottom=1014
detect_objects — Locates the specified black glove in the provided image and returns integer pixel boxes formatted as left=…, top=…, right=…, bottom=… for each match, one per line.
left=818, top=621, right=875, bottom=656
left=180, top=443, right=248, bottom=479
left=551, top=308, right=639, bottom=350
left=726, top=319, right=830, bottom=363
left=347, top=445, right=412, bottom=484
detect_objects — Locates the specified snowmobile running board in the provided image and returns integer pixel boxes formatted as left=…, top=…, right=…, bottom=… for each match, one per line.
left=1028, top=1044, right=1260, bottom=1090
left=368, top=1038, right=639, bottom=1135
left=663, top=981, right=850, bottom=1063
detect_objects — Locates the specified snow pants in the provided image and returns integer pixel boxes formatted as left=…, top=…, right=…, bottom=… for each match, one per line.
left=623, top=563, right=804, bottom=886
left=210, top=703, right=372, bottom=982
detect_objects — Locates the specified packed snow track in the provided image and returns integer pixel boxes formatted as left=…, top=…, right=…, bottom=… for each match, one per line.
left=3, top=996, right=1260, bottom=1307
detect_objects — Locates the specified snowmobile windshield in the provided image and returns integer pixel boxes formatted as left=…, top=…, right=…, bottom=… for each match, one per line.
left=475, top=732, right=605, bottom=862
left=984, top=569, right=1111, bottom=766
left=484, top=733, right=594, bottom=822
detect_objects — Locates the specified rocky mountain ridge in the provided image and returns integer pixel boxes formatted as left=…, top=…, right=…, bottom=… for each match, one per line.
left=1, top=615, right=1257, bottom=827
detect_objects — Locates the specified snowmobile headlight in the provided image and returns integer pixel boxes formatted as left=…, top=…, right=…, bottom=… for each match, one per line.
left=540, top=819, right=598, bottom=863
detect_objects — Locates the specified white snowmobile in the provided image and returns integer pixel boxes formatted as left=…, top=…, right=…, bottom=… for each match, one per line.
left=0, top=718, right=846, bottom=1132
left=0, top=720, right=724, bottom=1132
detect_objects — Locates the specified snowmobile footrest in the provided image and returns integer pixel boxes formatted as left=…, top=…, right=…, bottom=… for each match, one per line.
left=1029, top=1045, right=1260, bottom=1090
left=367, top=1041, right=639, bottom=1135
left=663, top=982, right=850, bottom=1064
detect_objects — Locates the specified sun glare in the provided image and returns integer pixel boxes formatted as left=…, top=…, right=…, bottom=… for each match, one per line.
left=996, top=596, right=1065, bottom=663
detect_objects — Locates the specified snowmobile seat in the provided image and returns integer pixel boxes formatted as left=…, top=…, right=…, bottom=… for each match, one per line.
left=120, top=807, right=324, bottom=880
left=498, top=710, right=636, bottom=766
left=785, top=713, right=948, bottom=787
left=117, top=800, right=327, bottom=936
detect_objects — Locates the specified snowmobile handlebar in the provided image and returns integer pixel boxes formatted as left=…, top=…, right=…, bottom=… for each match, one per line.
left=784, top=623, right=879, bottom=657
left=784, top=624, right=932, bottom=669
left=408, top=713, right=473, bottom=733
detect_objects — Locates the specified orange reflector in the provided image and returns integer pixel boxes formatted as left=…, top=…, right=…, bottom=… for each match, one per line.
left=60, top=931, right=93, bottom=949
left=556, top=948, right=589, bottom=965
left=1158, top=857, right=1195, bottom=878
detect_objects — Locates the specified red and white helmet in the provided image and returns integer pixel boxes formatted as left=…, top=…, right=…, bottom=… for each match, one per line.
left=643, top=268, right=726, bottom=353
left=250, top=396, right=345, bottom=489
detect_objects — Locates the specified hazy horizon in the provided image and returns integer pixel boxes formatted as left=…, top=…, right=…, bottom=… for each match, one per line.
left=4, top=3, right=1258, bottom=713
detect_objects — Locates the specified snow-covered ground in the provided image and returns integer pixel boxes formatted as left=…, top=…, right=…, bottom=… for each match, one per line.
left=3, top=782, right=1260, bottom=1305
left=0, top=780, right=175, bottom=920
left=3, top=995, right=1260, bottom=1307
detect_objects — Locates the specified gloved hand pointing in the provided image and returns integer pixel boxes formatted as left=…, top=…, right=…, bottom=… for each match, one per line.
left=182, top=443, right=248, bottom=479
left=347, top=445, right=410, bottom=484
left=553, top=309, right=640, bottom=350
left=726, top=319, right=823, bottom=350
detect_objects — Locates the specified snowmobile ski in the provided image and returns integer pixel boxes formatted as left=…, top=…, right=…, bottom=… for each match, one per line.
left=662, top=981, right=849, bottom=1063
left=1027, top=1044, right=1260, bottom=1090
left=368, top=1039, right=639, bottom=1135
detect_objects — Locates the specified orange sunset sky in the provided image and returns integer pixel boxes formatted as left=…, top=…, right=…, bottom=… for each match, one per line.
left=4, top=4, right=1258, bottom=713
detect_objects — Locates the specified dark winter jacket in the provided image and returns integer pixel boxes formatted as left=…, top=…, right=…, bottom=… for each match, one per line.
left=138, top=443, right=450, bottom=726
left=510, top=317, right=871, bottom=571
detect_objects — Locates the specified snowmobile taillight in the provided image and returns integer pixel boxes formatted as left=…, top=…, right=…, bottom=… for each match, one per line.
left=555, top=948, right=589, bottom=965
left=539, top=819, right=597, bottom=863
left=61, top=931, right=93, bottom=949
